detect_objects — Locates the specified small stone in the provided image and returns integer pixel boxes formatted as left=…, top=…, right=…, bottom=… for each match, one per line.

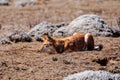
left=52, top=57, right=58, bottom=61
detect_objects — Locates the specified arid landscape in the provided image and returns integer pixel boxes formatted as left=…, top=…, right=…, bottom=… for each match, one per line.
left=0, top=0, right=120, bottom=80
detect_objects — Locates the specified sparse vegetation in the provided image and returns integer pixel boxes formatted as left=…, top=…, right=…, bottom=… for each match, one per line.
left=0, top=0, right=120, bottom=80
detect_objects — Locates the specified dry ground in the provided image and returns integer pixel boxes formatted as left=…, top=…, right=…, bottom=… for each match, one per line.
left=0, top=0, right=120, bottom=80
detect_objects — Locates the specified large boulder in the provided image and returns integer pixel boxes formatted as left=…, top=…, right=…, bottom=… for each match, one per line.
left=28, top=21, right=57, bottom=41
left=0, top=0, right=9, bottom=5
left=63, top=70, right=120, bottom=80
left=28, top=21, right=67, bottom=41
left=14, top=0, right=36, bottom=7
left=53, top=14, right=113, bottom=37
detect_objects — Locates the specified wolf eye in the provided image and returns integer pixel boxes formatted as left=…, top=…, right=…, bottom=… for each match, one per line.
left=44, top=44, right=48, bottom=47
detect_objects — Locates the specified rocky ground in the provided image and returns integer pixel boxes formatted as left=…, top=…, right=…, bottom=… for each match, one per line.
left=0, top=0, right=120, bottom=80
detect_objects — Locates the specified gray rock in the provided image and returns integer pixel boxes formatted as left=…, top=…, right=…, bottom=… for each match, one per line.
left=111, top=26, right=120, bottom=37
left=0, top=0, right=9, bottom=5
left=0, top=37, right=11, bottom=44
left=7, top=30, right=32, bottom=42
left=63, top=70, right=120, bottom=80
left=34, top=31, right=44, bottom=41
left=28, top=21, right=59, bottom=41
left=14, top=0, right=36, bottom=7
left=6, top=30, right=32, bottom=43
left=1, top=30, right=32, bottom=44
left=53, top=14, right=113, bottom=37
left=52, top=26, right=67, bottom=37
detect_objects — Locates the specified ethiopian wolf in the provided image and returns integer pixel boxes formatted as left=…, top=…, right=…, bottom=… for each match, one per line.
left=38, top=33, right=103, bottom=53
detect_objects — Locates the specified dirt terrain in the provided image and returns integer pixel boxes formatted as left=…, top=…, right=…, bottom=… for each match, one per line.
left=0, top=0, right=120, bottom=80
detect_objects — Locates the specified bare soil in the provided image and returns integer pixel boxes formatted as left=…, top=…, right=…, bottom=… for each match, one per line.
left=0, top=0, right=120, bottom=80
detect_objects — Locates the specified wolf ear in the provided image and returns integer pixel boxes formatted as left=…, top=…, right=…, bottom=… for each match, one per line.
left=41, top=35, right=47, bottom=41
left=46, top=34, right=55, bottom=42
left=42, top=33, right=54, bottom=42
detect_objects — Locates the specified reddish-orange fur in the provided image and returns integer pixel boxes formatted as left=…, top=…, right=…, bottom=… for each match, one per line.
left=38, top=33, right=101, bottom=53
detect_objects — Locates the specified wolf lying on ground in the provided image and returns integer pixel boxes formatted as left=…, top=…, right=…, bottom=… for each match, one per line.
left=38, top=33, right=103, bottom=54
